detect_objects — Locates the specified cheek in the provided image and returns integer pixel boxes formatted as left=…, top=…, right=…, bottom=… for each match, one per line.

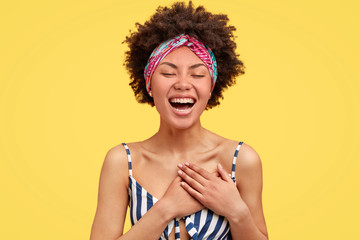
left=152, top=81, right=169, bottom=97
left=194, top=80, right=212, bottom=96
left=151, top=82, right=170, bottom=108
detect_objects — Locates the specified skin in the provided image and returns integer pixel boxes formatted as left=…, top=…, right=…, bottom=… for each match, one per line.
left=90, top=47, right=268, bottom=240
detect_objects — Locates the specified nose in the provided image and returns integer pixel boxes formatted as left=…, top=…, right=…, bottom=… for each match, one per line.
left=174, top=75, right=192, bottom=91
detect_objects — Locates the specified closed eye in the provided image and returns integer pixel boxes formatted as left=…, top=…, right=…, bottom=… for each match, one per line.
left=162, top=73, right=175, bottom=76
left=192, top=75, right=205, bottom=78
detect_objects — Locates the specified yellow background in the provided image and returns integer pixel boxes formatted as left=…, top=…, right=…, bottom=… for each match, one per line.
left=1, top=0, right=359, bottom=239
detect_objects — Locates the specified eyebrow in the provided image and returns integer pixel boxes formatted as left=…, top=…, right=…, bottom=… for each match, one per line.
left=159, top=62, right=207, bottom=70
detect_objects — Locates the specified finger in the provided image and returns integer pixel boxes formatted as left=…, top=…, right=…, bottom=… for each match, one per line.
left=217, top=163, right=232, bottom=182
left=183, top=162, right=214, bottom=180
left=177, top=169, right=204, bottom=193
left=213, top=170, right=229, bottom=179
left=179, top=163, right=209, bottom=186
left=174, top=175, right=182, bottom=183
left=180, top=181, right=205, bottom=203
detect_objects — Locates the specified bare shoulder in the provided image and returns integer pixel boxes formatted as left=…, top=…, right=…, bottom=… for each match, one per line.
left=99, top=143, right=132, bottom=196
left=235, top=142, right=263, bottom=194
left=100, top=141, right=146, bottom=186
left=100, top=144, right=130, bottom=183
left=237, top=142, right=262, bottom=173
left=104, top=144, right=128, bottom=166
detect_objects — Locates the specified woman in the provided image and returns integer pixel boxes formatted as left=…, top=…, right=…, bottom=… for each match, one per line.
left=90, top=1, right=268, bottom=239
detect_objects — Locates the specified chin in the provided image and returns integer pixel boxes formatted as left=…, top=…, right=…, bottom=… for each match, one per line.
left=160, top=114, right=199, bottom=130
left=156, top=100, right=206, bottom=130
left=171, top=118, right=196, bottom=130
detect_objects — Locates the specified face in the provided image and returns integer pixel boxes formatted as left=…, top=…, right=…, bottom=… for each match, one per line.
left=150, top=46, right=212, bottom=130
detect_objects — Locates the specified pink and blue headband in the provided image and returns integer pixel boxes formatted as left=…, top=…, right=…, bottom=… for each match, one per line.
left=144, top=34, right=218, bottom=93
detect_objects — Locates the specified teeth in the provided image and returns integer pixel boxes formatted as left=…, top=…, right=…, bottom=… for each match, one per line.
left=169, top=98, right=195, bottom=104
left=173, top=108, right=190, bottom=112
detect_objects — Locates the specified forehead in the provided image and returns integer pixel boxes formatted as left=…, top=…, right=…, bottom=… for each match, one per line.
left=160, top=46, right=204, bottom=65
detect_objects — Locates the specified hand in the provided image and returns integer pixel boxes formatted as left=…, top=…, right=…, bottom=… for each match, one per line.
left=160, top=176, right=204, bottom=219
left=177, top=162, right=248, bottom=219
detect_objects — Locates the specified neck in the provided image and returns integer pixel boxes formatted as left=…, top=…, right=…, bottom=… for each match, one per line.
left=151, top=118, right=210, bottom=155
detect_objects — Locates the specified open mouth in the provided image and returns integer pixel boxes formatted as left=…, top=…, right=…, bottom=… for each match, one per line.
left=169, top=97, right=196, bottom=112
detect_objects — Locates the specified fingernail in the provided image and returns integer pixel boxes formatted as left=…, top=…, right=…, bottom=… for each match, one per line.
left=218, top=163, right=223, bottom=169
left=178, top=163, right=183, bottom=168
left=228, top=174, right=232, bottom=177
left=185, top=162, right=190, bottom=166
left=177, top=170, right=183, bottom=175
left=181, top=182, right=185, bottom=186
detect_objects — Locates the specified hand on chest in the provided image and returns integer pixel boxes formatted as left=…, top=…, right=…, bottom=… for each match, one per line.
left=132, top=152, right=226, bottom=200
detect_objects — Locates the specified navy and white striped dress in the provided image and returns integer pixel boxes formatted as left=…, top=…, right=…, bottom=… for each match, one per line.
left=122, top=142, right=243, bottom=240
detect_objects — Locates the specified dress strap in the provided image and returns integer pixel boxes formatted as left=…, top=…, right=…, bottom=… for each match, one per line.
left=231, top=141, right=244, bottom=182
left=121, top=143, right=132, bottom=177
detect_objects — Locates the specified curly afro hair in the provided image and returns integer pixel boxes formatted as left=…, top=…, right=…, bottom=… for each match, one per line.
left=123, top=1, right=245, bottom=109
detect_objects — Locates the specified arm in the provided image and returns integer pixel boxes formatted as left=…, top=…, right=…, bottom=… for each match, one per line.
left=90, top=146, right=129, bottom=239
left=117, top=199, right=175, bottom=240
left=90, top=145, right=204, bottom=240
left=227, top=143, right=269, bottom=240
left=118, top=176, right=203, bottom=240
left=177, top=143, right=268, bottom=240
left=90, top=146, right=172, bottom=240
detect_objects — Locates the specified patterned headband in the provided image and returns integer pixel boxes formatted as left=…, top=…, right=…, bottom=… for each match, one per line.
left=144, top=34, right=218, bottom=93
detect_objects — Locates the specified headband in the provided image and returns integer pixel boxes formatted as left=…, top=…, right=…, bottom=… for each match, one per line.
left=144, top=34, right=218, bottom=93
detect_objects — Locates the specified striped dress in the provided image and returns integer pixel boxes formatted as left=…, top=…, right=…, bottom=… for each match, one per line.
left=122, top=142, right=243, bottom=240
